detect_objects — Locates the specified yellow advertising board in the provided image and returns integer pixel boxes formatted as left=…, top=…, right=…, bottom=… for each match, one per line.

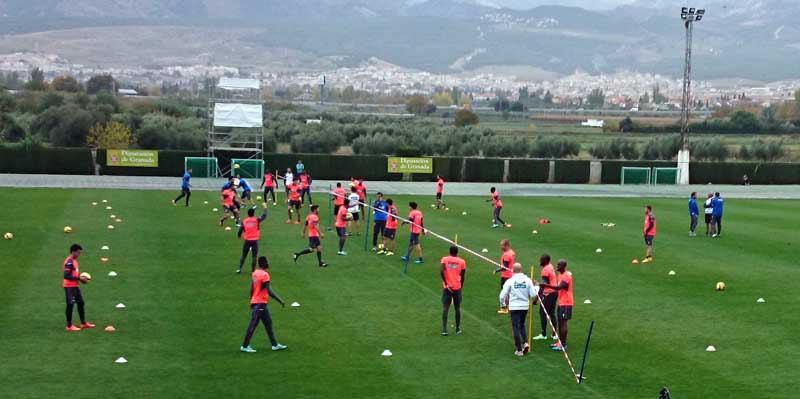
left=107, top=150, right=158, bottom=167
left=387, top=157, right=433, bottom=174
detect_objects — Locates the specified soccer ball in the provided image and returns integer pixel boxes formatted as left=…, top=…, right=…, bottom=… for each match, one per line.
left=378, top=243, right=384, bottom=250
left=346, top=212, right=354, bottom=220
left=715, top=282, right=726, bottom=291
left=3, top=232, right=12, bottom=240
left=79, top=272, right=92, bottom=282
left=256, top=196, right=263, bottom=201
left=233, top=164, right=240, bottom=169
left=63, top=226, right=73, bottom=233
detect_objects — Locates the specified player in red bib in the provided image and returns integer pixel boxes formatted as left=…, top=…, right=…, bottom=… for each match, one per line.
left=335, top=198, right=352, bottom=256
left=261, top=169, right=277, bottom=206
left=400, top=202, right=425, bottom=264
left=62, top=244, right=94, bottom=331
left=494, top=239, right=516, bottom=314
left=435, top=175, right=446, bottom=209
left=332, top=182, right=347, bottom=217
left=487, top=187, right=507, bottom=228
left=440, top=245, right=466, bottom=336
left=292, top=205, right=328, bottom=267
left=286, top=177, right=303, bottom=224
left=240, top=256, right=287, bottom=353
left=355, top=179, right=366, bottom=213
left=540, top=259, right=574, bottom=351
left=299, top=171, right=313, bottom=206
left=533, top=254, right=558, bottom=341
left=643, top=205, right=656, bottom=263
left=236, top=202, right=268, bottom=274
left=219, top=185, right=240, bottom=227
left=379, top=198, right=398, bottom=256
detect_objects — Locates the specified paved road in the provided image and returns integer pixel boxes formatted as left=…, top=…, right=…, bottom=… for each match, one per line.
left=2, top=174, right=799, bottom=199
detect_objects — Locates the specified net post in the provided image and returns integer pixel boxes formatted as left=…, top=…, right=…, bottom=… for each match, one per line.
left=578, top=320, right=595, bottom=384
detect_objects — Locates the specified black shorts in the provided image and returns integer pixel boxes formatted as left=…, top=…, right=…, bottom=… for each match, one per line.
left=241, top=190, right=252, bottom=200
left=500, top=277, right=509, bottom=289
left=442, top=288, right=462, bottom=305
left=64, top=287, right=84, bottom=304
left=181, top=187, right=190, bottom=194
left=289, top=200, right=301, bottom=209
left=436, top=192, right=442, bottom=200
left=264, top=187, right=275, bottom=194
left=409, top=233, right=420, bottom=245
left=334, top=204, right=342, bottom=215
left=383, top=228, right=396, bottom=240
left=558, top=305, right=573, bottom=321
left=644, top=235, right=654, bottom=246
left=705, top=214, right=713, bottom=223
left=309, top=237, right=321, bottom=248
left=224, top=205, right=237, bottom=213
left=301, top=188, right=310, bottom=195
left=351, top=212, right=360, bottom=221
left=336, top=227, right=347, bottom=238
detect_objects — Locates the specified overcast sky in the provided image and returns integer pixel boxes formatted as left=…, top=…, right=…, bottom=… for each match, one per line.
left=492, top=0, right=636, bottom=10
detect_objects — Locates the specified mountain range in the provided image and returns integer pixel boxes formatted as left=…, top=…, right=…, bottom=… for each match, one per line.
left=0, top=0, right=798, bottom=81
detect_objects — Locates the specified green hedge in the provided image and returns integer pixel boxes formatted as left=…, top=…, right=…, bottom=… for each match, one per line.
left=0, top=147, right=94, bottom=175
left=463, top=158, right=505, bottom=182
left=554, top=160, right=590, bottom=183
left=601, top=161, right=677, bottom=184
left=691, top=162, right=800, bottom=185
left=508, top=159, right=549, bottom=183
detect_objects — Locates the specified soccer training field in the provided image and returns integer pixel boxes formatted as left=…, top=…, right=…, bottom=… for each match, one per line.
left=1, top=188, right=797, bottom=398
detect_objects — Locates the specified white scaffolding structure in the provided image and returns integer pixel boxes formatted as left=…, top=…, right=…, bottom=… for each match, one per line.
left=208, top=77, right=264, bottom=177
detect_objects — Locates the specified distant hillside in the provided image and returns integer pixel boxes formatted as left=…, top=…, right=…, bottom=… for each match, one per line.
left=0, top=0, right=799, bottom=80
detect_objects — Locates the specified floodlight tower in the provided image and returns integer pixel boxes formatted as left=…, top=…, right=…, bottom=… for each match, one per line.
left=677, top=6, right=705, bottom=185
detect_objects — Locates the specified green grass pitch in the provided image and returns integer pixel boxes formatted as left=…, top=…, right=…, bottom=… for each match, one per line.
left=1, top=188, right=797, bottom=398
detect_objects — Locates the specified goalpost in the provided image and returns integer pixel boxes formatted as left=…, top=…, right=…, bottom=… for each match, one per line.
left=653, top=167, right=679, bottom=185
left=185, top=157, right=219, bottom=178
left=620, top=167, right=651, bottom=185
left=231, top=158, right=265, bottom=179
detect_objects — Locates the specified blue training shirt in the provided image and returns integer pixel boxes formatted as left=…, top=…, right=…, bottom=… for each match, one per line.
left=239, top=178, right=251, bottom=192
left=373, top=199, right=388, bottom=222
left=181, top=171, right=191, bottom=189
left=688, top=197, right=698, bottom=215
left=712, top=197, right=724, bottom=216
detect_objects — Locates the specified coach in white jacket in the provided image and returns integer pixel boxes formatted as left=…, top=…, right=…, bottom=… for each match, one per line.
left=499, top=263, right=540, bottom=357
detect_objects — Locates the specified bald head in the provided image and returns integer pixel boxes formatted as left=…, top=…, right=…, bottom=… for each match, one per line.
left=512, top=263, right=522, bottom=273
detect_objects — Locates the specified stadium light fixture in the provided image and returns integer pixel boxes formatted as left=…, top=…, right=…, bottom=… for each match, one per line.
left=677, top=6, right=705, bottom=185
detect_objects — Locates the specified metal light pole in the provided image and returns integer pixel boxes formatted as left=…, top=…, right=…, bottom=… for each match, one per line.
left=677, top=7, right=704, bottom=185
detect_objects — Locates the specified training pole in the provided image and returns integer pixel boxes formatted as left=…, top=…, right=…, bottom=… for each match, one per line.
left=528, top=266, right=534, bottom=348
left=578, top=321, right=595, bottom=384
left=327, top=189, right=580, bottom=383
left=363, top=197, right=372, bottom=251
left=274, top=169, right=280, bottom=205
left=327, top=184, right=333, bottom=231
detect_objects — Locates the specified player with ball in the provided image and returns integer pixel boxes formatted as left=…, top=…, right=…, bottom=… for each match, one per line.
left=62, top=244, right=95, bottom=331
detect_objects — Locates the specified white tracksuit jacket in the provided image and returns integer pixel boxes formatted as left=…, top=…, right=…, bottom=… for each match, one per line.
left=499, top=273, right=540, bottom=311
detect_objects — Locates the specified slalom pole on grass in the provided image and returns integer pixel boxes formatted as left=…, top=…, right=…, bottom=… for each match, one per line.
left=528, top=266, right=534, bottom=348
left=402, top=234, right=412, bottom=274
left=363, top=198, right=372, bottom=251
left=578, top=320, right=595, bottom=384
left=327, top=183, right=333, bottom=231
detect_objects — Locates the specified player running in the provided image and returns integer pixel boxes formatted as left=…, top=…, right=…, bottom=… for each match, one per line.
left=236, top=203, right=268, bottom=274
left=332, top=182, right=346, bottom=217
left=237, top=175, right=254, bottom=207
left=499, top=263, right=539, bottom=356
left=261, top=169, right=278, bottom=206
left=533, top=254, right=558, bottom=341
left=688, top=192, right=699, bottom=236
left=440, top=245, right=466, bottom=336
left=435, top=175, right=445, bottom=209
left=372, top=192, right=388, bottom=251
left=219, top=185, right=241, bottom=227
left=293, top=205, right=328, bottom=267
left=540, top=259, right=573, bottom=352
left=379, top=198, right=398, bottom=256
left=63, top=244, right=94, bottom=331
left=494, top=239, right=516, bottom=314
left=335, top=199, right=352, bottom=255
left=643, top=205, right=656, bottom=263
left=487, top=187, right=507, bottom=228
left=286, top=177, right=303, bottom=224
left=400, top=202, right=425, bottom=264
left=347, top=186, right=361, bottom=236
left=299, top=171, right=313, bottom=206
left=240, top=256, right=287, bottom=353
left=172, top=168, right=192, bottom=207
